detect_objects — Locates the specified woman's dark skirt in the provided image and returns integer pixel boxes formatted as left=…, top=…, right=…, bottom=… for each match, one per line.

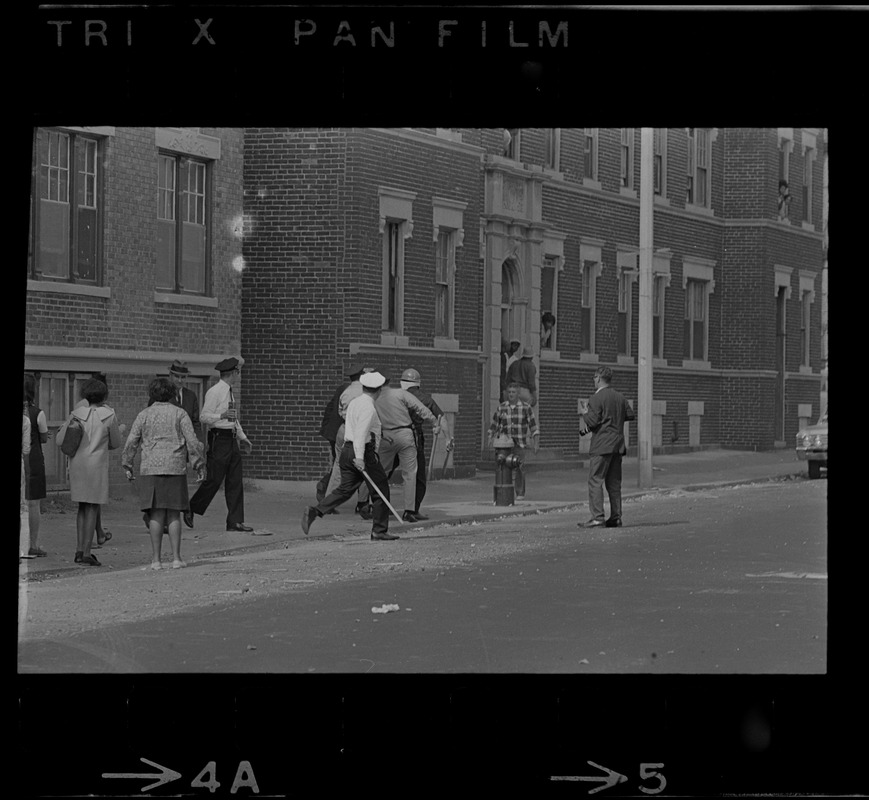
left=138, top=474, right=189, bottom=512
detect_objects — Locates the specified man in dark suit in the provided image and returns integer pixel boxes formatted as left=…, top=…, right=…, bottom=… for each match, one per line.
left=578, top=366, right=635, bottom=528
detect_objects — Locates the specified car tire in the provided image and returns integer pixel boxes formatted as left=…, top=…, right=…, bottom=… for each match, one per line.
left=808, top=461, right=821, bottom=479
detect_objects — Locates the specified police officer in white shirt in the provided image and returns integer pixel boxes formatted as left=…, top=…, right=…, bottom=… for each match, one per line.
left=301, top=371, right=398, bottom=540
left=188, top=356, right=254, bottom=532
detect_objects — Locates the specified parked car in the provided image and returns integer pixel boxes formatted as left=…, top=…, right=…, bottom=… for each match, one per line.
left=796, top=408, right=828, bottom=479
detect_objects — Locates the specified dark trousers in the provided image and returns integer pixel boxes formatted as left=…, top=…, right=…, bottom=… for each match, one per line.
left=189, top=431, right=245, bottom=526
left=387, top=437, right=427, bottom=513
left=317, top=441, right=390, bottom=534
left=587, top=452, right=623, bottom=522
left=316, top=441, right=336, bottom=502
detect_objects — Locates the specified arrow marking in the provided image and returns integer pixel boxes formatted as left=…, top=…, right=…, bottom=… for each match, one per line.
left=551, top=761, right=628, bottom=794
left=102, top=757, right=182, bottom=792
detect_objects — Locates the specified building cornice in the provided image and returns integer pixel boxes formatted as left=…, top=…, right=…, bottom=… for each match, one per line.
left=368, top=128, right=485, bottom=159
left=24, top=345, right=229, bottom=376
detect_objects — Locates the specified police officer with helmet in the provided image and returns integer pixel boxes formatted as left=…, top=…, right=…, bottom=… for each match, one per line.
left=388, top=367, right=452, bottom=521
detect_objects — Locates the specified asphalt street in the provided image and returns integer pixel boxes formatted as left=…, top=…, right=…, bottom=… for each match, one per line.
left=18, top=479, right=826, bottom=674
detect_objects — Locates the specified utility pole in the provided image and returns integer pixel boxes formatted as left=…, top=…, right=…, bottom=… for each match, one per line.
left=637, top=128, right=654, bottom=488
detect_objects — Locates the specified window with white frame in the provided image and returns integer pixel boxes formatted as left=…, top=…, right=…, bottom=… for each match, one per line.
left=802, top=147, right=815, bottom=225
left=800, top=289, right=811, bottom=366
left=654, top=129, right=667, bottom=196
left=799, top=273, right=816, bottom=368
left=434, top=230, right=455, bottom=339
left=583, top=128, right=598, bottom=182
left=686, top=128, right=710, bottom=208
left=683, top=279, right=707, bottom=361
left=157, top=153, right=210, bottom=294
left=652, top=252, right=672, bottom=361
left=379, top=188, right=416, bottom=339
left=580, top=259, right=601, bottom=354
left=384, top=220, right=403, bottom=333
left=620, top=128, right=634, bottom=189
left=432, top=197, right=465, bottom=344
left=30, top=128, right=103, bottom=283
left=544, top=129, right=560, bottom=170
left=617, top=268, right=633, bottom=355
left=682, top=257, right=716, bottom=364
left=653, top=275, right=666, bottom=358
left=616, top=250, right=638, bottom=358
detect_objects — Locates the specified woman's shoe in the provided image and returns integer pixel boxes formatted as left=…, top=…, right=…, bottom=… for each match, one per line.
left=150, top=562, right=162, bottom=570
left=172, top=560, right=187, bottom=569
left=28, top=547, right=48, bottom=557
left=96, top=530, right=112, bottom=547
left=74, top=551, right=84, bottom=563
left=80, top=554, right=101, bottom=566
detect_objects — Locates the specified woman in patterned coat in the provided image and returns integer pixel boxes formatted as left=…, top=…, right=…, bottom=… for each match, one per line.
left=122, top=377, right=205, bottom=570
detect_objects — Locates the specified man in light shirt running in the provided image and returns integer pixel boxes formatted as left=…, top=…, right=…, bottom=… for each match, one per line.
left=301, top=371, right=398, bottom=540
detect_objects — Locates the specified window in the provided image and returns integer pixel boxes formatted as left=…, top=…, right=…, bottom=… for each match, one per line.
left=779, top=137, right=792, bottom=187
left=800, top=290, right=811, bottom=366
left=583, top=128, right=598, bottom=181
left=653, top=129, right=667, bottom=196
left=581, top=260, right=596, bottom=352
left=434, top=230, right=455, bottom=339
left=384, top=221, right=402, bottom=332
left=617, top=269, right=633, bottom=355
left=620, top=128, right=634, bottom=189
left=379, top=187, right=416, bottom=341
left=544, top=129, right=560, bottom=170
left=156, top=153, right=210, bottom=294
left=683, top=279, right=707, bottom=361
left=653, top=275, right=665, bottom=358
left=802, top=147, right=814, bottom=224
left=541, top=256, right=557, bottom=350
left=30, top=128, right=102, bottom=282
left=686, top=128, right=710, bottom=208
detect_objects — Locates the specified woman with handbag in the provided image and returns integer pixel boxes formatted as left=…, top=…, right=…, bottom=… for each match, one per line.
left=122, top=377, right=205, bottom=570
left=56, top=378, right=122, bottom=566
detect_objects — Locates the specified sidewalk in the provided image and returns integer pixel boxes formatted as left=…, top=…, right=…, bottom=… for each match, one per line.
left=19, top=450, right=808, bottom=579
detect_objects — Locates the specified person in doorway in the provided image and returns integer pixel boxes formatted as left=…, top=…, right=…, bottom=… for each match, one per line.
left=507, top=342, right=538, bottom=407
left=386, top=368, right=451, bottom=521
left=188, top=356, right=254, bottom=532
left=540, top=312, right=557, bottom=349
left=301, top=371, right=398, bottom=540
left=123, top=377, right=206, bottom=569
left=578, top=366, right=635, bottom=528
left=486, top=382, right=539, bottom=500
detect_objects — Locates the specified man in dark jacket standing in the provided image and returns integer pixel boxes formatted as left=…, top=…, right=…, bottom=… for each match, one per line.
left=578, top=366, right=635, bottom=528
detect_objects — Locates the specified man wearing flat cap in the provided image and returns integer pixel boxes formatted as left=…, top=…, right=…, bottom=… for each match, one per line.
left=302, top=371, right=398, bottom=540
left=188, top=356, right=254, bottom=532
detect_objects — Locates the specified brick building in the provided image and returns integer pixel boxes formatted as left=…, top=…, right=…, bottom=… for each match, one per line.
left=240, top=127, right=826, bottom=481
left=25, top=127, right=826, bottom=488
left=25, top=127, right=245, bottom=490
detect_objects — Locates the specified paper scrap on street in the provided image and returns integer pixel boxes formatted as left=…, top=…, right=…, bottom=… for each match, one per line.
left=371, top=604, right=400, bottom=614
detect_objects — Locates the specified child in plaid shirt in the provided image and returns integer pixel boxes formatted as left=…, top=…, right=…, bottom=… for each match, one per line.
left=487, top=383, right=539, bottom=499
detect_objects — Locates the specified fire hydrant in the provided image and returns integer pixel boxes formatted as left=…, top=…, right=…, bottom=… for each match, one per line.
left=493, top=433, right=521, bottom=506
